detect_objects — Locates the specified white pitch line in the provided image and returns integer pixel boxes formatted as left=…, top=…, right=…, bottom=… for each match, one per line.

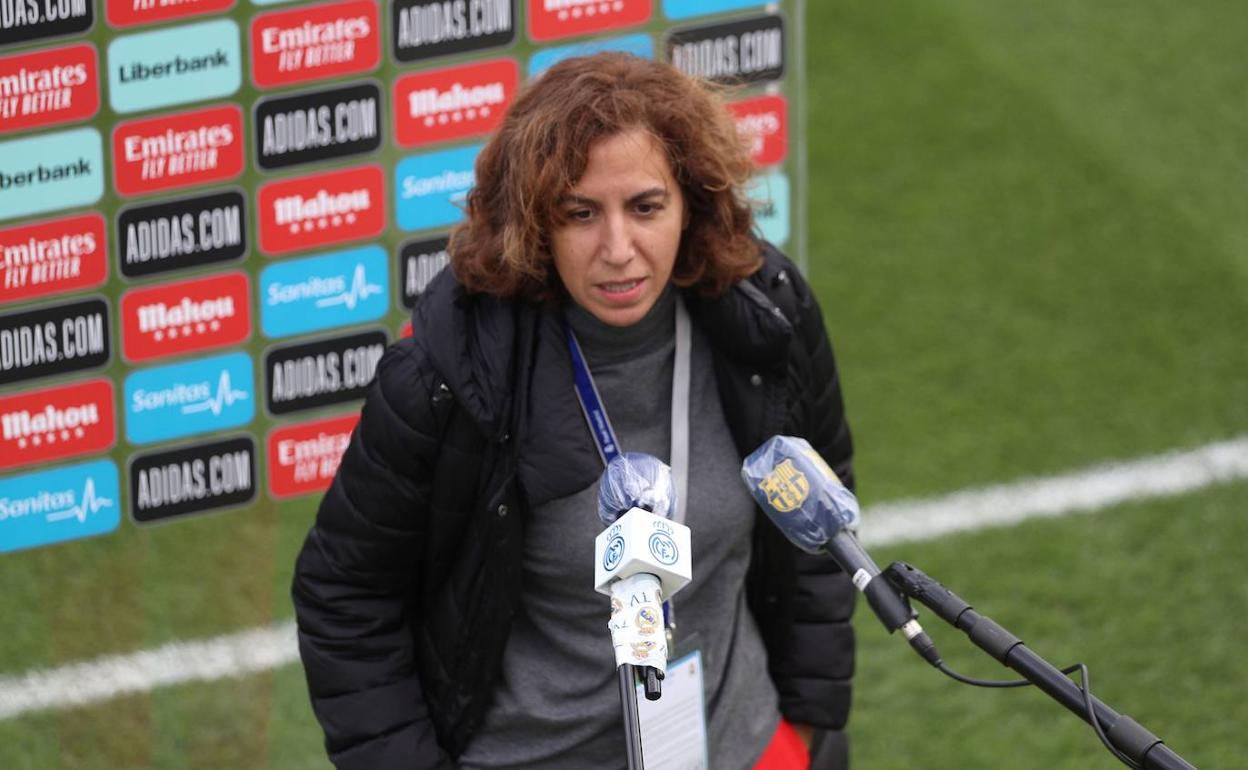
left=860, top=435, right=1248, bottom=547
left=1, top=435, right=1246, bottom=722
left=0, top=622, right=299, bottom=721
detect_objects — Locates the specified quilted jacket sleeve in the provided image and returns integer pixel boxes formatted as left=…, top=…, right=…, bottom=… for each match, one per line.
left=291, top=337, right=454, bottom=770
left=770, top=253, right=859, bottom=743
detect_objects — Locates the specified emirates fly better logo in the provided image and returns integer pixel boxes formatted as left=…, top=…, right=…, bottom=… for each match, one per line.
left=0, top=213, right=107, bottom=304
left=251, top=0, right=380, bottom=89
left=0, top=43, right=99, bottom=136
left=112, top=104, right=244, bottom=197
left=393, top=58, right=517, bottom=148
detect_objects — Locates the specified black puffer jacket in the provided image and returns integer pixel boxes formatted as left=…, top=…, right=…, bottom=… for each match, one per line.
left=292, top=243, right=856, bottom=769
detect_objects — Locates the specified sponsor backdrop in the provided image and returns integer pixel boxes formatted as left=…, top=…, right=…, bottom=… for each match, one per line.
left=0, top=0, right=805, bottom=554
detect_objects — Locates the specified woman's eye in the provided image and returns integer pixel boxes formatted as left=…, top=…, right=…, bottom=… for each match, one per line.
left=567, top=209, right=593, bottom=222
left=636, top=202, right=661, bottom=215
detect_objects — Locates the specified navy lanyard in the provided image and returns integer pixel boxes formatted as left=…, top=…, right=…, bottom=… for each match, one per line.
left=566, top=297, right=692, bottom=633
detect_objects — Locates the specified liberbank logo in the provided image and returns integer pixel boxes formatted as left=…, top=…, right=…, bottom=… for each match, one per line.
left=0, top=0, right=93, bottom=48
left=394, top=143, right=480, bottom=232
left=257, top=164, right=385, bottom=255
left=528, top=0, right=650, bottom=43
left=393, top=58, right=516, bottom=148
left=260, top=245, right=388, bottom=339
left=0, top=213, right=107, bottom=304
left=107, top=19, right=241, bottom=114
left=0, top=43, right=99, bottom=136
left=250, top=0, right=380, bottom=89
left=0, top=459, right=120, bottom=555
left=124, top=351, right=254, bottom=445
left=0, top=127, right=102, bottom=222
left=107, top=0, right=236, bottom=29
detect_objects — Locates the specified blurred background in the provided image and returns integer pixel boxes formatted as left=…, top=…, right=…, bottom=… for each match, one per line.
left=1, top=1, right=1246, bottom=768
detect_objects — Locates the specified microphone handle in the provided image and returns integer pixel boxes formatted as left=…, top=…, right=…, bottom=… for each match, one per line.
left=823, top=531, right=917, bottom=633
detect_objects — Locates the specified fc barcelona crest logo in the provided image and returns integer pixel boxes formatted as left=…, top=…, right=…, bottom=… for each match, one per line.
left=757, top=458, right=809, bottom=512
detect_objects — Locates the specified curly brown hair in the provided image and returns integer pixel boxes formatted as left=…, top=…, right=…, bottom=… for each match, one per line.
left=449, top=52, right=761, bottom=301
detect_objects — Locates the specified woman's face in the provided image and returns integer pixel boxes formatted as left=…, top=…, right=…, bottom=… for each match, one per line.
left=550, top=128, right=686, bottom=327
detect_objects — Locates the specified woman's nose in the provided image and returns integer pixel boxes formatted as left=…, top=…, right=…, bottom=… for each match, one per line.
left=600, top=214, right=636, bottom=265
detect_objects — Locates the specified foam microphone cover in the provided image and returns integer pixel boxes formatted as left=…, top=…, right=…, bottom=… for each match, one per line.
left=741, top=435, right=861, bottom=554
left=597, top=452, right=676, bottom=527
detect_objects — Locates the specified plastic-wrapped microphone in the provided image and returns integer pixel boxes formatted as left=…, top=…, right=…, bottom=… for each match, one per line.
left=593, top=453, right=692, bottom=699
left=741, top=436, right=941, bottom=667
left=597, top=451, right=677, bottom=525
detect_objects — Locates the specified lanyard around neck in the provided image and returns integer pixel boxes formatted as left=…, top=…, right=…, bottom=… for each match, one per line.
left=564, top=297, right=691, bottom=525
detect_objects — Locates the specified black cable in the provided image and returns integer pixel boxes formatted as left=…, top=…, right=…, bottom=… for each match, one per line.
left=1074, top=662, right=1140, bottom=770
left=936, top=660, right=1143, bottom=768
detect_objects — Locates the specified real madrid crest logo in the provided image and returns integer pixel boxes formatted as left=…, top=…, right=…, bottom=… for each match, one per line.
left=636, top=607, right=660, bottom=634
left=757, top=458, right=810, bottom=512
left=631, top=640, right=655, bottom=661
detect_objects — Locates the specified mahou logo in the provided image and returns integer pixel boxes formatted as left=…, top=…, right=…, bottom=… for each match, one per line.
left=727, top=95, right=787, bottom=167
left=257, top=164, right=384, bottom=256
left=0, top=44, right=99, bottom=136
left=0, top=213, right=107, bottom=304
left=251, top=0, right=380, bottom=89
left=113, top=104, right=245, bottom=197
left=107, top=0, right=237, bottom=28
left=267, top=413, right=359, bottom=498
left=120, top=271, right=251, bottom=363
left=528, top=0, right=651, bottom=42
left=393, top=58, right=517, bottom=148
left=0, top=379, right=115, bottom=472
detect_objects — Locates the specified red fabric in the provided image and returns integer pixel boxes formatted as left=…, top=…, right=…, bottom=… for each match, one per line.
left=752, top=719, right=811, bottom=770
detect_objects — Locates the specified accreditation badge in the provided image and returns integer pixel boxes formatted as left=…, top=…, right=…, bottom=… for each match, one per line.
left=635, top=649, right=710, bottom=769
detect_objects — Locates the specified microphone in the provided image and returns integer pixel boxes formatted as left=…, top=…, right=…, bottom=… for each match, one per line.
left=741, top=436, right=941, bottom=666
left=594, top=453, right=693, bottom=699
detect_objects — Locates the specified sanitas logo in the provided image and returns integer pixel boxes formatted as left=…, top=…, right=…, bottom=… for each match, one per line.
left=252, top=0, right=379, bottom=88
left=267, top=264, right=382, bottom=310
left=0, top=379, right=114, bottom=471
left=259, top=245, right=388, bottom=339
left=258, top=165, right=384, bottom=256
left=0, top=459, right=120, bottom=554
left=1, top=213, right=107, bottom=303
left=124, top=352, right=254, bottom=444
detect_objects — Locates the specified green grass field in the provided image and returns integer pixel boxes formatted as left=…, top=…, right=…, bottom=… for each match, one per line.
left=2, top=0, right=1246, bottom=767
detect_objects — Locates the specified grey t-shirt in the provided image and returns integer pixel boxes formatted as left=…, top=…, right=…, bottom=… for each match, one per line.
left=458, top=290, right=780, bottom=769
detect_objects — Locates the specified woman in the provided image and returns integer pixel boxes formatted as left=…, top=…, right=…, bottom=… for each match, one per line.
left=292, top=52, right=856, bottom=770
